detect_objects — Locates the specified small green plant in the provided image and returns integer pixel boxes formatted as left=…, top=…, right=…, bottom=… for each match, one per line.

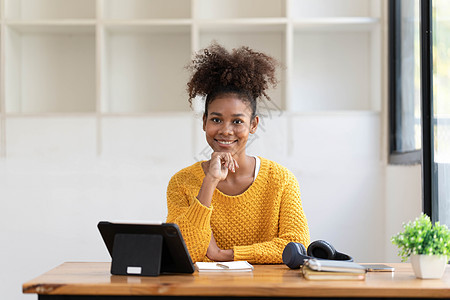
left=391, top=213, right=450, bottom=262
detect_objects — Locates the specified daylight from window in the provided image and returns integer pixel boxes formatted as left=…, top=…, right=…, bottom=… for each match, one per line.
left=434, top=0, right=450, bottom=164
left=433, top=0, right=450, bottom=225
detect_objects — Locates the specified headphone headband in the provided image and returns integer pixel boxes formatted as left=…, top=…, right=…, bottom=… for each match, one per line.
left=282, top=241, right=353, bottom=269
left=334, top=251, right=353, bottom=261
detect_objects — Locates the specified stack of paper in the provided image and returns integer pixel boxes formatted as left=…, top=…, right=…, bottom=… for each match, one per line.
left=302, top=259, right=366, bottom=281
left=195, top=261, right=253, bottom=272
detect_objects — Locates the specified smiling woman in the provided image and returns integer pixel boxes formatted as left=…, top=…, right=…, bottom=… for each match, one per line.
left=165, top=43, right=310, bottom=264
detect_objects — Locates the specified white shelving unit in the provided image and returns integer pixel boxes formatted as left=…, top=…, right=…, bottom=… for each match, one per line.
left=0, top=0, right=383, bottom=157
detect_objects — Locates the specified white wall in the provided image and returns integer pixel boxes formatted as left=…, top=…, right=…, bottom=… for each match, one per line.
left=287, top=113, right=384, bottom=263
left=384, top=165, right=422, bottom=261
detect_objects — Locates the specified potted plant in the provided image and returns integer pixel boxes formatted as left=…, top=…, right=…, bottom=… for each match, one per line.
left=391, top=213, right=450, bottom=279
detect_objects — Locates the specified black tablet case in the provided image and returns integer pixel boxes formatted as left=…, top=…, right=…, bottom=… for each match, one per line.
left=111, top=233, right=163, bottom=276
left=98, top=222, right=195, bottom=276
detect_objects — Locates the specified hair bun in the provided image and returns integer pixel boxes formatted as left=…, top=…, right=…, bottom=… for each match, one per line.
left=186, top=42, right=279, bottom=106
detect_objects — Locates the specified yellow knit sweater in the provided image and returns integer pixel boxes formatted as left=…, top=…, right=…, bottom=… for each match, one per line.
left=166, top=157, right=310, bottom=264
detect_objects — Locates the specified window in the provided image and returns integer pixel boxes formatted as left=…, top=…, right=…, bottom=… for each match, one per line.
left=389, top=0, right=422, bottom=164
left=430, top=0, right=450, bottom=225
left=390, top=0, right=450, bottom=225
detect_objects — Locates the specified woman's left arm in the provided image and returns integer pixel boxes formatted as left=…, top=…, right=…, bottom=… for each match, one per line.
left=233, top=171, right=310, bottom=264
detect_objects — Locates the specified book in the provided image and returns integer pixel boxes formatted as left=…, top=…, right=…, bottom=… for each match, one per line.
left=302, top=265, right=366, bottom=281
left=304, top=259, right=367, bottom=273
left=195, top=261, right=254, bottom=272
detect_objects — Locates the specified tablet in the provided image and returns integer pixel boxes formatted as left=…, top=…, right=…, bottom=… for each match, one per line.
left=360, top=264, right=395, bottom=272
left=98, top=221, right=195, bottom=275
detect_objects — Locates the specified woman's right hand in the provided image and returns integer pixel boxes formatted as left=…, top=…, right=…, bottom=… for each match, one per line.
left=197, top=152, right=239, bottom=208
left=207, top=152, right=239, bottom=182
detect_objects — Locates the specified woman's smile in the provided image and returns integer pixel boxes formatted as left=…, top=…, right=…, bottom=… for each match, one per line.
left=215, top=139, right=237, bottom=146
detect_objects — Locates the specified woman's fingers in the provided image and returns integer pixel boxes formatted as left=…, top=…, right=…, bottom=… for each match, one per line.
left=226, top=153, right=234, bottom=172
left=234, top=158, right=239, bottom=169
left=223, top=153, right=238, bottom=173
left=230, top=154, right=239, bottom=172
left=210, top=152, right=239, bottom=177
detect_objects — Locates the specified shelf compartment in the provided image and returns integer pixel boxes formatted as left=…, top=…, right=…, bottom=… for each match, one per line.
left=195, top=0, right=286, bottom=19
left=199, top=27, right=286, bottom=111
left=102, top=25, right=191, bottom=113
left=5, top=116, right=97, bottom=157
left=291, top=31, right=371, bottom=111
left=5, top=0, right=96, bottom=20
left=293, top=17, right=379, bottom=32
left=290, top=0, right=378, bottom=18
left=102, top=0, right=191, bottom=20
left=4, top=25, right=96, bottom=114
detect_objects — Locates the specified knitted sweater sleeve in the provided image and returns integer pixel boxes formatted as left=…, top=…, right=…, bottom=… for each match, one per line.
left=166, top=172, right=212, bottom=262
left=233, top=170, right=310, bottom=264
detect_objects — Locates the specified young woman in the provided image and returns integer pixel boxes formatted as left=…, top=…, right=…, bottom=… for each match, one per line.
left=166, top=43, right=310, bottom=264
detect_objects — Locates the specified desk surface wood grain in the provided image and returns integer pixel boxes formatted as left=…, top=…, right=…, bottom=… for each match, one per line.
left=23, top=262, right=450, bottom=298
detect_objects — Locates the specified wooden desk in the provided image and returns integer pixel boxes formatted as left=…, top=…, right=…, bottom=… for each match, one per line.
left=23, top=262, right=450, bottom=299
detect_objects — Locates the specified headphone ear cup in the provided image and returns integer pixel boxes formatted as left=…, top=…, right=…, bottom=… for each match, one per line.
left=282, top=242, right=309, bottom=269
left=307, top=240, right=336, bottom=260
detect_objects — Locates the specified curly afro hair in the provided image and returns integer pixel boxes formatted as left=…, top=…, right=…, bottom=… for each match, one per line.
left=186, top=43, right=279, bottom=119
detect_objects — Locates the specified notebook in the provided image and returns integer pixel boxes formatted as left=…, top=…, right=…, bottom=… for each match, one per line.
left=302, top=266, right=366, bottom=281
left=195, top=261, right=253, bottom=272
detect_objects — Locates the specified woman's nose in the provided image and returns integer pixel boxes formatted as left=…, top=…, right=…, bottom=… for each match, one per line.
left=219, top=123, right=233, bottom=135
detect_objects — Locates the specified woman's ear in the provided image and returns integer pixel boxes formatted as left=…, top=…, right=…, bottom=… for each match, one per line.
left=202, top=113, right=207, bottom=131
left=250, top=115, right=259, bottom=134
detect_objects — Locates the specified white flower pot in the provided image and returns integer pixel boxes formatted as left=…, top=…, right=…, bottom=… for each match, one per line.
left=410, top=254, right=448, bottom=279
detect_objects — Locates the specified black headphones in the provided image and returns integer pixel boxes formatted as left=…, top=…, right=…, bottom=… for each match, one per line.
left=282, top=240, right=353, bottom=269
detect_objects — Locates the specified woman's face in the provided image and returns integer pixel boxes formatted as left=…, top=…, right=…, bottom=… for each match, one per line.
left=203, top=95, right=258, bottom=157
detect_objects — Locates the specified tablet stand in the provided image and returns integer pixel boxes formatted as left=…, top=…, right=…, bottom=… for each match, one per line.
left=111, top=233, right=163, bottom=276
